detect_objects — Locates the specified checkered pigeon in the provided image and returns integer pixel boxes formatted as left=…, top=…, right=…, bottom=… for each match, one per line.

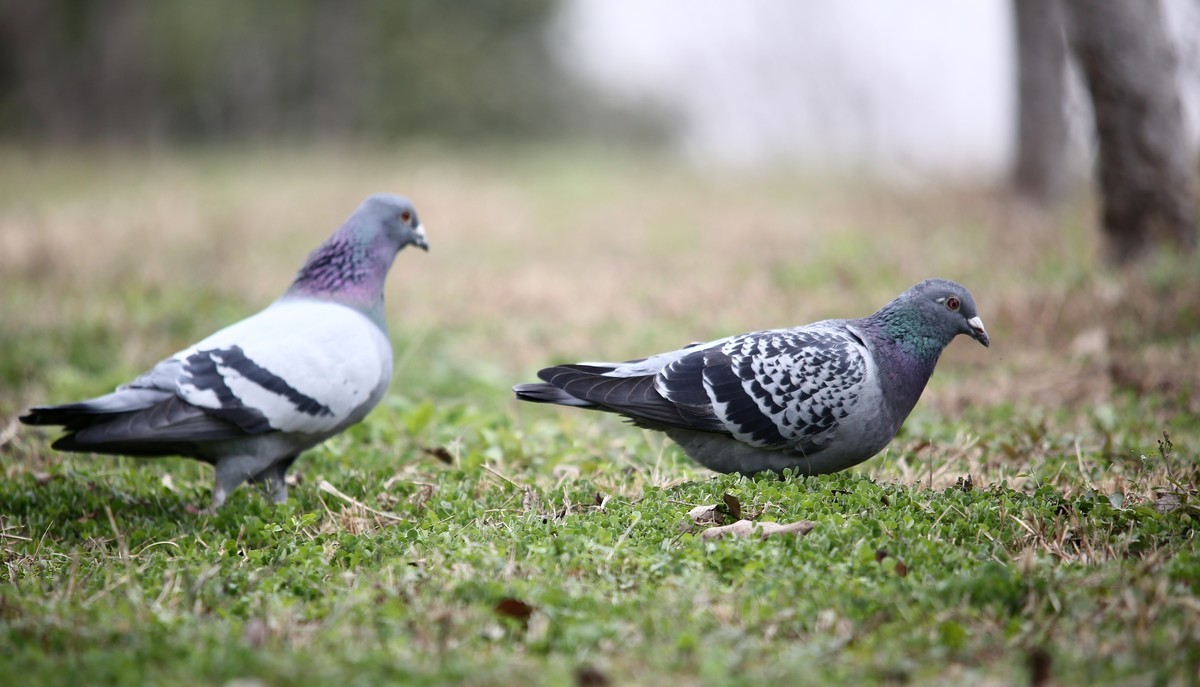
left=515, top=279, right=988, bottom=476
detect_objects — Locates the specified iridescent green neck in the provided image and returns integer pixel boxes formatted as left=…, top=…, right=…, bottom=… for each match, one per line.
left=874, top=304, right=946, bottom=362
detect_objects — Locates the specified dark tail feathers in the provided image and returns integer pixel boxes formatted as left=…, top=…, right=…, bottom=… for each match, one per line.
left=20, top=403, right=115, bottom=432
left=512, top=382, right=595, bottom=407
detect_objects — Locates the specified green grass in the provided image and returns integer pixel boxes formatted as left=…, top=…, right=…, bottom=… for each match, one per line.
left=1, top=146, right=1198, bottom=686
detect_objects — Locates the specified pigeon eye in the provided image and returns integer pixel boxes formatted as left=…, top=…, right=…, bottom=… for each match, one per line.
left=399, top=210, right=413, bottom=223
left=945, top=296, right=960, bottom=312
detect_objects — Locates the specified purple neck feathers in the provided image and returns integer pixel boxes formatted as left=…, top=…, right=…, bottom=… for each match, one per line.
left=285, top=221, right=396, bottom=321
left=857, top=317, right=941, bottom=423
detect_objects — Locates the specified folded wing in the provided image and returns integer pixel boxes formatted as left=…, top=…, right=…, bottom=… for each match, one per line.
left=516, top=324, right=870, bottom=455
left=22, top=300, right=391, bottom=455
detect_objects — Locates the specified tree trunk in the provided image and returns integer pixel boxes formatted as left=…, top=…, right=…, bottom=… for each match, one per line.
left=1012, top=0, right=1069, bottom=206
left=1060, top=0, right=1197, bottom=265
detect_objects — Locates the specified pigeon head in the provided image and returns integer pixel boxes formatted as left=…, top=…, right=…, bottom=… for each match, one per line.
left=286, top=194, right=428, bottom=317
left=357, top=194, right=429, bottom=253
left=872, top=279, right=990, bottom=356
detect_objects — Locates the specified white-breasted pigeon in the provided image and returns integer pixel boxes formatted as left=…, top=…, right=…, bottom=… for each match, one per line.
left=21, top=194, right=428, bottom=512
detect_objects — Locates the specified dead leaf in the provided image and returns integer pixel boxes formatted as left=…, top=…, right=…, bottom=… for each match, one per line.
left=494, top=597, right=535, bottom=626
left=408, top=483, right=436, bottom=511
left=687, top=504, right=723, bottom=525
left=420, top=445, right=454, bottom=464
left=1028, top=647, right=1052, bottom=687
left=1154, top=491, right=1185, bottom=514
left=955, top=474, right=974, bottom=492
left=700, top=519, right=814, bottom=540
left=875, top=549, right=909, bottom=576
left=722, top=493, right=742, bottom=520
left=33, top=472, right=54, bottom=486
left=575, top=664, right=611, bottom=687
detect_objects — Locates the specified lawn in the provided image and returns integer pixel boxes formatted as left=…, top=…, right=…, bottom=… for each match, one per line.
left=1, top=145, right=1197, bottom=686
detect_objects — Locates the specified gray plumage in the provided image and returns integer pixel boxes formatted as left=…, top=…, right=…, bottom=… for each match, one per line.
left=514, top=279, right=989, bottom=476
left=21, top=194, right=428, bottom=512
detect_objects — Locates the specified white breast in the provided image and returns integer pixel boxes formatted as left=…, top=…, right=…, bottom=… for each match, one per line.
left=175, top=299, right=393, bottom=434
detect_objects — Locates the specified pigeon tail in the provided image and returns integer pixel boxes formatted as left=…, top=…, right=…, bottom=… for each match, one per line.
left=20, top=386, right=171, bottom=431
left=512, top=382, right=595, bottom=407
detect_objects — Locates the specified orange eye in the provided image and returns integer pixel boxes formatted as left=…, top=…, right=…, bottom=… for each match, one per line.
left=946, top=296, right=960, bottom=311
left=400, top=210, right=413, bottom=223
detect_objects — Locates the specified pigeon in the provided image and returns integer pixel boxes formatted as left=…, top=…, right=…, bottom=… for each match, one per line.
left=514, top=279, right=988, bottom=476
left=20, top=194, right=428, bottom=512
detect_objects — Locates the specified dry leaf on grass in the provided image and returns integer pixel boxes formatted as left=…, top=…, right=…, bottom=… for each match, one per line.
left=574, top=664, right=611, bottom=687
left=682, top=493, right=746, bottom=532
left=420, top=445, right=454, bottom=465
left=1028, top=647, right=1053, bottom=687
left=494, top=597, right=535, bottom=627
left=723, top=493, right=742, bottom=520
left=408, top=483, right=437, bottom=511
left=874, top=549, right=910, bottom=577
left=687, top=504, right=724, bottom=525
left=700, top=519, right=814, bottom=540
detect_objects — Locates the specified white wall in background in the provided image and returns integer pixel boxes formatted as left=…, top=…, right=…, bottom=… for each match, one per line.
left=555, top=0, right=1200, bottom=181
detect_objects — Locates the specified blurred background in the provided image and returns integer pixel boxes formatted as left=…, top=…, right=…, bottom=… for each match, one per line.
left=3, top=0, right=1200, bottom=175
left=0, top=0, right=1197, bottom=424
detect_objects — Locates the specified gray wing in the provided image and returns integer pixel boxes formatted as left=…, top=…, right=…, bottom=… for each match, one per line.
left=666, top=326, right=868, bottom=453
left=515, top=324, right=869, bottom=453
left=176, top=345, right=333, bottom=434
left=20, top=357, right=257, bottom=456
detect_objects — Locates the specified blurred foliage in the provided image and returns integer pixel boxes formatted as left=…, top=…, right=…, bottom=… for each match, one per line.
left=0, top=0, right=611, bottom=143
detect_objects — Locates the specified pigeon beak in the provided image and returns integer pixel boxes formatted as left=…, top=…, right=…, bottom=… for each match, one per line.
left=966, top=316, right=989, bottom=348
left=411, top=224, right=429, bottom=252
